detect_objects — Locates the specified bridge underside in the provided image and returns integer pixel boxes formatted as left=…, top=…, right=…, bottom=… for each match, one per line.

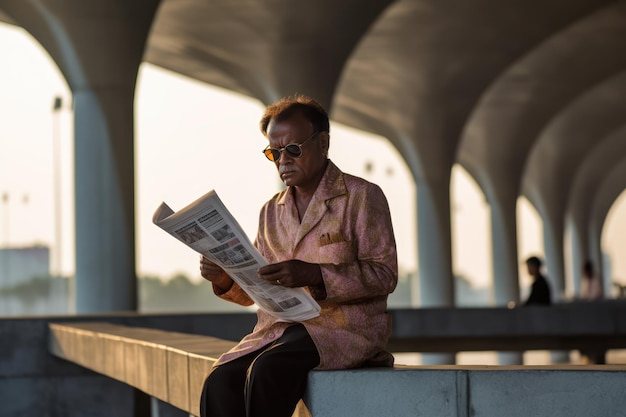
left=0, top=0, right=624, bottom=314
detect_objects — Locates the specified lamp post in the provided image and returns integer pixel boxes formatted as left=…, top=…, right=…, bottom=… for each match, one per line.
left=1, top=192, right=8, bottom=247
left=1, top=192, right=8, bottom=314
left=52, top=96, right=63, bottom=278
left=0, top=192, right=9, bottom=315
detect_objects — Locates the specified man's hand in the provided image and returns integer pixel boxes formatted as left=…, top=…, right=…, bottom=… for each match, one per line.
left=199, top=255, right=233, bottom=292
left=258, top=259, right=323, bottom=288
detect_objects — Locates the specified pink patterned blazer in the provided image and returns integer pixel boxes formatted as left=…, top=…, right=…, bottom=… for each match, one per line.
left=214, top=160, right=398, bottom=370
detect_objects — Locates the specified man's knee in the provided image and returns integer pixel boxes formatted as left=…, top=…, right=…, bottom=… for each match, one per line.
left=247, top=350, right=279, bottom=381
left=201, top=368, right=218, bottom=397
left=204, top=365, right=241, bottom=393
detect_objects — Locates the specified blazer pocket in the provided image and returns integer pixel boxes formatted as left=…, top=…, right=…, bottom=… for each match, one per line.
left=318, top=241, right=354, bottom=265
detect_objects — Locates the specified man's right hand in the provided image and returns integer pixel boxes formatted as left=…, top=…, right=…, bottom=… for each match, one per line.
left=199, top=255, right=233, bottom=292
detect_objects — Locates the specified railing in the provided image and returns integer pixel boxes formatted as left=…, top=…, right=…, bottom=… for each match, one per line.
left=388, top=301, right=626, bottom=353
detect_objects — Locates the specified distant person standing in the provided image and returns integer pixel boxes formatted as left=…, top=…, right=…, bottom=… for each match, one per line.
left=524, top=256, right=552, bottom=306
left=580, top=259, right=603, bottom=301
left=579, top=260, right=606, bottom=363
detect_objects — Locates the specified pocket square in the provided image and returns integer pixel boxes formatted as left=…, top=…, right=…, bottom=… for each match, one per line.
left=319, top=232, right=344, bottom=246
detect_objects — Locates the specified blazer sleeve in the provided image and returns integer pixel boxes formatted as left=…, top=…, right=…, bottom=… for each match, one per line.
left=318, top=183, right=398, bottom=304
left=214, top=282, right=255, bottom=306
left=210, top=270, right=255, bottom=306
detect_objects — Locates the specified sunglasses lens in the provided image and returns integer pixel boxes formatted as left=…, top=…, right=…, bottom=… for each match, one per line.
left=270, top=149, right=282, bottom=161
left=285, top=144, right=302, bottom=158
left=262, top=143, right=305, bottom=162
left=263, top=148, right=277, bottom=161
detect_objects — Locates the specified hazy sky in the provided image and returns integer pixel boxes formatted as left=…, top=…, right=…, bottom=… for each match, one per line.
left=1, top=22, right=624, bottom=297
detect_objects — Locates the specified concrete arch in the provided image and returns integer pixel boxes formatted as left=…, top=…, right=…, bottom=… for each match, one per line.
left=0, top=0, right=161, bottom=312
left=459, top=2, right=626, bottom=183
left=1, top=0, right=624, bottom=324
left=145, top=0, right=394, bottom=109
left=334, top=0, right=614, bottom=179
left=332, top=0, right=610, bottom=309
left=589, top=161, right=626, bottom=283
left=456, top=2, right=626, bottom=304
left=522, top=72, right=626, bottom=298
left=567, top=126, right=626, bottom=295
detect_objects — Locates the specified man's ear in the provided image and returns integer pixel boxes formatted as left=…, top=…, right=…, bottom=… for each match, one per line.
left=320, top=131, right=330, bottom=156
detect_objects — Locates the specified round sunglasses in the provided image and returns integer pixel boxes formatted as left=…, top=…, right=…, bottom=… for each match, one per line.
left=262, top=131, right=320, bottom=162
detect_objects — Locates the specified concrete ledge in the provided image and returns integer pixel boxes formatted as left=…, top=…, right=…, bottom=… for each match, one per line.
left=305, top=365, right=626, bottom=417
left=49, top=321, right=237, bottom=416
left=49, top=321, right=626, bottom=417
left=389, top=301, right=626, bottom=352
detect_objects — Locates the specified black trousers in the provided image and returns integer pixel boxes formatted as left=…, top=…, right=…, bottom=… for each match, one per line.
left=200, top=324, right=320, bottom=417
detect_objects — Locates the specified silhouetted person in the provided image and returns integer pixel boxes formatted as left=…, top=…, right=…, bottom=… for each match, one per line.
left=524, top=256, right=551, bottom=306
left=579, top=259, right=606, bottom=364
left=580, top=259, right=603, bottom=301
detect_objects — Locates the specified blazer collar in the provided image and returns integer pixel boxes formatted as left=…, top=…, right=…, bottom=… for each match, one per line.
left=279, top=160, right=348, bottom=248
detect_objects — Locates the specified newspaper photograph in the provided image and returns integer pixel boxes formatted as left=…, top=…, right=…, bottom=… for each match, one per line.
left=152, top=190, right=321, bottom=321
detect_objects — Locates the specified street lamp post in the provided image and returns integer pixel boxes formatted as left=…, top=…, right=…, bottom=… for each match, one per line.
left=1, top=192, right=8, bottom=315
left=1, top=192, right=8, bottom=247
left=52, top=96, right=63, bottom=278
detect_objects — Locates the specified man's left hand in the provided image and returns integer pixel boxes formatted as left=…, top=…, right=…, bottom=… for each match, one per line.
left=257, top=260, right=323, bottom=288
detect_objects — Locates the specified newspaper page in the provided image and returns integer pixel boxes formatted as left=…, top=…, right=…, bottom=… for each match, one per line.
left=152, top=190, right=321, bottom=321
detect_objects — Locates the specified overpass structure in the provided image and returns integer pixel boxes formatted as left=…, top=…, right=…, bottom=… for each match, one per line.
left=0, top=2, right=624, bottom=319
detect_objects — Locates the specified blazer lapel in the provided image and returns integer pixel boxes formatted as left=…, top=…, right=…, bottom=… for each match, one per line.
left=277, top=188, right=302, bottom=253
left=293, top=161, right=347, bottom=248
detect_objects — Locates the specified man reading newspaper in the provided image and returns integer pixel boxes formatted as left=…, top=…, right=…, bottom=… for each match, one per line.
left=199, top=95, right=398, bottom=417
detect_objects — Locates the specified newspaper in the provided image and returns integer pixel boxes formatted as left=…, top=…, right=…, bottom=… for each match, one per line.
left=152, top=190, right=321, bottom=321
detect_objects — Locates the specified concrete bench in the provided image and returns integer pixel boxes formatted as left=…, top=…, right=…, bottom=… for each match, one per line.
left=49, top=321, right=626, bottom=417
left=48, top=321, right=241, bottom=416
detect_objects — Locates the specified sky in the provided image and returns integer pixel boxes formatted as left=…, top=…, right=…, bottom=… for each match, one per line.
left=1, top=22, right=624, bottom=297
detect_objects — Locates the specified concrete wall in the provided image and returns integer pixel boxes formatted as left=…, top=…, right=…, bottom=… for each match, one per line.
left=0, top=316, right=134, bottom=417
left=0, top=313, right=255, bottom=417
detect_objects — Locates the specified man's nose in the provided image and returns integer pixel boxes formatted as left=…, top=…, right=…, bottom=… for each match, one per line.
left=278, top=149, right=292, bottom=163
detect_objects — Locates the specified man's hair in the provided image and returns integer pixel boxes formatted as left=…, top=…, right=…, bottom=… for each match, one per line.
left=260, top=95, right=330, bottom=135
left=526, top=256, right=542, bottom=268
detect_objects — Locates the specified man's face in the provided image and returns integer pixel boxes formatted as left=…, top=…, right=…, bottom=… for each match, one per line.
left=266, top=112, right=328, bottom=189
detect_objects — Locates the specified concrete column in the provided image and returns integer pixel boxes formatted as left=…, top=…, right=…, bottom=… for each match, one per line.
left=543, top=218, right=565, bottom=302
left=74, top=88, right=137, bottom=312
left=417, top=179, right=454, bottom=307
left=489, top=191, right=520, bottom=307
left=545, top=211, right=572, bottom=362
left=487, top=185, right=523, bottom=365
left=491, top=207, right=520, bottom=307
left=589, top=162, right=626, bottom=295
left=498, top=351, right=523, bottom=366
left=588, top=219, right=604, bottom=293
left=417, top=177, right=455, bottom=365
left=0, top=0, right=161, bottom=312
left=543, top=203, right=576, bottom=364
left=568, top=213, right=587, bottom=297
